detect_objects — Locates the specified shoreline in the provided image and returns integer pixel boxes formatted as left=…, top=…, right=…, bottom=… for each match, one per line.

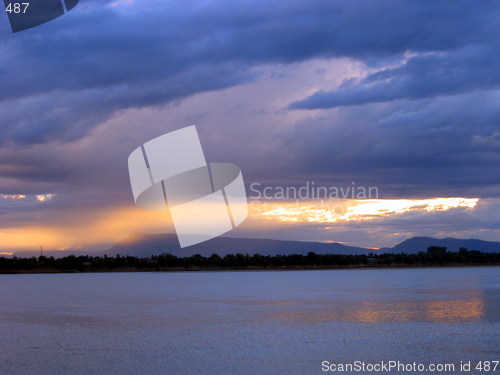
left=1, top=262, right=499, bottom=275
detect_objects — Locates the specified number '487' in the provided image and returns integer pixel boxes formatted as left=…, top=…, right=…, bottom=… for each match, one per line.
left=5, top=3, right=30, bottom=14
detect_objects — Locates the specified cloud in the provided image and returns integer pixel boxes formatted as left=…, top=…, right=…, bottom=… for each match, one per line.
left=289, top=45, right=500, bottom=109
left=289, top=2, right=500, bottom=110
left=1, top=0, right=497, bottom=145
left=1, top=0, right=500, bottom=249
left=277, top=90, right=500, bottom=198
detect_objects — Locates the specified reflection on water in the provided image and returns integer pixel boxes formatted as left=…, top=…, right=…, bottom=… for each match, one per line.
left=425, top=298, right=484, bottom=321
left=0, top=267, right=498, bottom=375
left=271, top=298, right=485, bottom=323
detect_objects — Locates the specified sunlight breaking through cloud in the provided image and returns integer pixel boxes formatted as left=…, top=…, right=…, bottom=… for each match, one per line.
left=36, top=194, right=55, bottom=203
left=259, top=198, right=479, bottom=223
left=0, top=195, right=26, bottom=200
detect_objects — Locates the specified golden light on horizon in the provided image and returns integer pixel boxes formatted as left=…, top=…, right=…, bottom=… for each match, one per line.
left=257, top=197, right=479, bottom=223
left=0, top=197, right=480, bottom=252
left=0, top=252, right=13, bottom=256
left=0, top=207, right=173, bottom=251
left=0, top=227, right=63, bottom=250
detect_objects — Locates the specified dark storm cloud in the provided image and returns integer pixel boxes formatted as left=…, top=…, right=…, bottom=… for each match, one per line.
left=0, top=0, right=497, bottom=145
left=289, top=2, right=500, bottom=110
left=289, top=45, right=500, bottom=109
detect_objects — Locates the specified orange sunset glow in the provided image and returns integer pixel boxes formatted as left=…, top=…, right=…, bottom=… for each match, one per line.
left=0, top=207, right=173, bottom=251
left=0, top=197, right=481, bottom=251
left=256, top=197, right=479, bottom=223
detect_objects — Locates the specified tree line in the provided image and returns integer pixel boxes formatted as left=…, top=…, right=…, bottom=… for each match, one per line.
left=0, top=246, right=499, bottom=273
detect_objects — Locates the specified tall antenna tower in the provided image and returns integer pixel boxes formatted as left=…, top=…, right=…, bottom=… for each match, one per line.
left=40, top=245, right=43, bottom=257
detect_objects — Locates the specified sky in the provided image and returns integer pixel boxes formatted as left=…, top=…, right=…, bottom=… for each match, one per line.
left=0, top=0, right=500, bottom=252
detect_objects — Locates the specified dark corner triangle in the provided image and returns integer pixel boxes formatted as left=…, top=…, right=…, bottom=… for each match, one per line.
left=64, top=0, right=79, bottom=12
left=6, top=0, right=80, bottom=33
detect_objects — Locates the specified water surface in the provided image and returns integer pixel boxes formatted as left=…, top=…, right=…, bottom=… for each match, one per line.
left=0, top=267, right=498, bottom=374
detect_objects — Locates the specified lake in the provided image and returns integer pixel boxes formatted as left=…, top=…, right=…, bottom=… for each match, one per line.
left=0, top=267, right=498, bottom=374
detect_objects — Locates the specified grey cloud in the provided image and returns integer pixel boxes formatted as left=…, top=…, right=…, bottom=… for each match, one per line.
left=0, top=0, right=497, bottom=145
left=290, top=41, right=500, bottom=109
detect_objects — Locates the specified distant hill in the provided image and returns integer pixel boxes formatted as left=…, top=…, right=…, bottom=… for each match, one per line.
left=103, top=233, right=373, bottom=257
left=389, top=236, right=500, bottom=254
left=9, top=234, right=500, bottom=258
left=104, top=234, right=500, bottom=257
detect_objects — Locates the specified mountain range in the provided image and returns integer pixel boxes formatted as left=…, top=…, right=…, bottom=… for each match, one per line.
left=103, top=233, right=500, bottom=257
left=103, top=233, right=372, bottom=257
left=381, top=236, right=500, bottom=254
left=8, top=234, right=500, bottom=258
